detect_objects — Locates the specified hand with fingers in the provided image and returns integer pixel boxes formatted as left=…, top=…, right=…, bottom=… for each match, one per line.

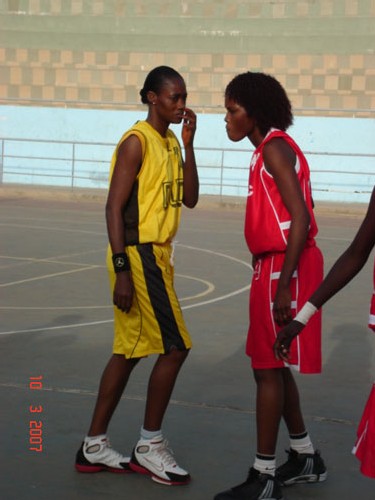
left=113, top=272, right=134, bottom=313
left=181, top=107, right=196, bottom=147
left=273, top=320, right=305, bottom=361
left=272, top=285, right=293, bottom=326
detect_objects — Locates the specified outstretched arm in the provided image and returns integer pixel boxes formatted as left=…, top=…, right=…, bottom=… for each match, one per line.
left=274, top=186, right=375, bottom=361
left=309, top=189, right=375, bottom=307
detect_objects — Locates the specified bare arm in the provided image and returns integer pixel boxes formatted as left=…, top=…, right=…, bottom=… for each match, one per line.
left=309, top=187, right=375, bottom=308
left=181, top=107, right=199, bottom=208
left=105, top=135, right=142, bottom=312
left=263, top=138, right=311, bottom=326
left=274, top=186, right=375, bottom=360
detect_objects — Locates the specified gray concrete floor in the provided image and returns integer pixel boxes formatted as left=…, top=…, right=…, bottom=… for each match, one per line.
left=1, top=186, right=374, bottom=500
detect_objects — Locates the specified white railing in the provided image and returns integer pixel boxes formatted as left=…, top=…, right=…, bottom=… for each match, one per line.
left=0, top=137, right=374, bottom=203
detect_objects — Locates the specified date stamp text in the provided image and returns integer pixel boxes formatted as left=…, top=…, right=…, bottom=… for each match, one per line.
left=29, top=376, right=43, bottom=452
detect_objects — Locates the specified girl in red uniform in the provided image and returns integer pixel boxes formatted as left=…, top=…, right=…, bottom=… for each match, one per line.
left=214, top=72, right=327, bottom=500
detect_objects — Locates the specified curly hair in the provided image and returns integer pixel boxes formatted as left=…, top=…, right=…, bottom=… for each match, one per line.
left=140, top=66, right=184, bottom=104
left=225, top=72, right=293, bottom=135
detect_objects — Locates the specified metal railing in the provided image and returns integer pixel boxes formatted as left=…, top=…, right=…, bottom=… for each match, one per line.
left=0, top=137, right=374, bottom=202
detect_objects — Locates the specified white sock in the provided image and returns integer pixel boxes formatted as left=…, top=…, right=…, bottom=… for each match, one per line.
left=290, top=432, right=314, bottom=454
left=140, top=426, right=162, bottom=441
left=253, top=455, right=276, bottom=476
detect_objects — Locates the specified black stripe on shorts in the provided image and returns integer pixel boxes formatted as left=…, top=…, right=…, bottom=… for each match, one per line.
left=136, top=243, right=186, bottom=352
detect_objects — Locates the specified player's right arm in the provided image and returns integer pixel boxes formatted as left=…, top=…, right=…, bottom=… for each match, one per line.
left=105, top=135, right=143, bottom=312
left=263, top=137, right=311, bottom=327
left=307, top=186, right=375, bottom=308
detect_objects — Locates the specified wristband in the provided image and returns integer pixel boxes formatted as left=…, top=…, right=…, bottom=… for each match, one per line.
left=112, top=252, right=130, bottom=273
left=294, top=301, right=318, bottom=325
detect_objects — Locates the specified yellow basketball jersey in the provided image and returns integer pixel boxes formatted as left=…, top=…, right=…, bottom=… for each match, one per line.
left=109, top=120, right=184, bottom=245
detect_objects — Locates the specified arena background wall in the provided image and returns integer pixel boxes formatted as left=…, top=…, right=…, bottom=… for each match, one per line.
left=0, top=1, right=374, bottom=204
left=0, top=0, right=374, bottom=117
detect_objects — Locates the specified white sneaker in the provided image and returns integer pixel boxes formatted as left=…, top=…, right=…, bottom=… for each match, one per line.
left=129, top=436, right=190, bottom=485
left=75, top=435, right=131, bottom=474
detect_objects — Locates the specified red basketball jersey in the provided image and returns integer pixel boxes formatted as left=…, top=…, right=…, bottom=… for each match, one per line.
left=244, top=129, right=318, bottom=256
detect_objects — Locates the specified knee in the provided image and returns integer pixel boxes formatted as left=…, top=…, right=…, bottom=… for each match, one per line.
left=167, top=347, right=189, bottom=364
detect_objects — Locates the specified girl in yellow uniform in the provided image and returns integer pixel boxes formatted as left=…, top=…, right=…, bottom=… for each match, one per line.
left=75, top=66, right=199, bottom=486
left=108, top=119, right=191, bottom=359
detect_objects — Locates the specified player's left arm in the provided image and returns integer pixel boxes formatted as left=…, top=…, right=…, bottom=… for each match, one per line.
left=181, top=107, right=199, bottom=208
left=263, top=138, right=311, bottom=326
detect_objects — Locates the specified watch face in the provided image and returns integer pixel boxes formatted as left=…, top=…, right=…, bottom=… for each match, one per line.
left=115, top=257, right=125, bottom=267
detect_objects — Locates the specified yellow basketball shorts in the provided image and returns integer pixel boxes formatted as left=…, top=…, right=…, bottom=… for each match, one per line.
left=106, top=243, right=192, bottom=359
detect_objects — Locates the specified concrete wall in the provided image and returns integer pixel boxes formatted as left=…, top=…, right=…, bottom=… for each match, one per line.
left=1, top=105, right=374, bottom=204
left=1, top=1, right=374, bottom=204
left=1, top=0, right=374, bottom=116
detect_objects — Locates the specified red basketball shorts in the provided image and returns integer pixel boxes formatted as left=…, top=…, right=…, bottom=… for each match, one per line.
left=246, top=245, right=323, bottom=374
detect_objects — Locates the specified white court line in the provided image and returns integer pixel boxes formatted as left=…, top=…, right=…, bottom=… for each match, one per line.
left=0, top=244, right=252, bottom=336
left=0, top=306, right=111, bottom=310
left=0, top=274, right=215, bottom=308
left=0, top=265, right=100, bottom=287
left=0, top=215, right=103, bottom=225
left=0, top=222, right=104, bottom=236
left=0, top=247, right=105, bottom=264
left=0, top=287, right=249, bottom=336
left=182, top=284, right=250, bottom=310
left=0, top=319, right=113, bottom=335
left=177, top=274, right=215, bottom=301
left=179, top=243, right=253, bottom=269
left=0, top=221, right=356, bottom=243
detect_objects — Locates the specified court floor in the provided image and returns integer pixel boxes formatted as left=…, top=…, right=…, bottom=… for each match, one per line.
left=1, top=186, right=374, bottom=500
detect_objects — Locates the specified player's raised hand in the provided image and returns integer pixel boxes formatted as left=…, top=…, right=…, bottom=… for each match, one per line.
left=181, top=107, right=196, bottom=148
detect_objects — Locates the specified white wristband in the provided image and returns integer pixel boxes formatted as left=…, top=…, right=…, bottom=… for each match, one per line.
left=294, top=301, right=318, bottom=325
